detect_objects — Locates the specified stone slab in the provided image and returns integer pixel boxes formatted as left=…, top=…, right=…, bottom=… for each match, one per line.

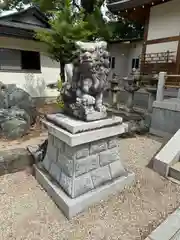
left=153, top=99, right=180, bottom=112
left=34, top=164, right=135, bottom=219
left=150, top=128, right=172, bottom=139
left=150, top=102, right=180, bottom=137
left=148, top=208, right=180, bottom=240
left=91, top=165, right=111, bottom=187
left=171, top=229, right=180, bottom=240
left=153, top=129, right=180, bottom=177
left=43, top=120, right=127, bottom=147
left=46, top=113, right=123, bottom=134
left=169, top=162, right=180, bottom=182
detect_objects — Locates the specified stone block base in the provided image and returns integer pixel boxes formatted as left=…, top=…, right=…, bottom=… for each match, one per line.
left=42, top=133, right=127, bottom=199
left=34, top=163, right=135, bottom=219
left=150, top=99, right=180, bottom=137
left=35, top=114, right=134, bottom=218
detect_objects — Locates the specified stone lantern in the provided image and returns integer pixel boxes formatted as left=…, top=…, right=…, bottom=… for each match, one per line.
left=123, top=68, right=141, bottom=113
left=145, top=74, right=158, bottom=113
left=110, top=74, right=120, bottom=107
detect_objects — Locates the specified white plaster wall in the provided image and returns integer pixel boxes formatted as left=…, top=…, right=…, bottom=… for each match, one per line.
left=109, top=42, right=130, bottom=78
left=109, top=41, right=143, bottom=78
left=127, top=41, right=143, bottom=73
left=147, top=0, right=180, bottom=54
left=0, top=37, right=60, bottom=97
left=146, top=41, right=178, bottom=56
left=0, top=36, right=47, bottom=52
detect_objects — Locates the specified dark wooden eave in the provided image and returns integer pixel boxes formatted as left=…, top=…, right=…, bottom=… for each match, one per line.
left=0, top=6, right=49, bottom=27
left=0, top=22, right=52, bottom=40
left=107, top=0, right=153, bottom=12
left=109, top=37, right=142, bottom=44
left=107, top=0, right=172, bottom=23
left=0, top=6, right=52, bottom=40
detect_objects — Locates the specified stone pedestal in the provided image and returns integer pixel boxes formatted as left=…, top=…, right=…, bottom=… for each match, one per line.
left=126, top=91, right=134, bottom=111
left=178, top=89, right=180, bottom=99
left=110, top=79, right=119, bottom=107
left=34, top=113, right=134, bottom=218
left=146, top=87, right=157, bottom=113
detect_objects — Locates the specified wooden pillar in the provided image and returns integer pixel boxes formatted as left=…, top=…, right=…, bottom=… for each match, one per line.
left=174, top=34, right=180, bottom=85
left=176, top=36, right=180, bottom=75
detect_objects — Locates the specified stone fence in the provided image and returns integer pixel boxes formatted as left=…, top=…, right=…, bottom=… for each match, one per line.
left=156, top=72, right=180, bottom=102
left=150, top=72, right=180, bottom=137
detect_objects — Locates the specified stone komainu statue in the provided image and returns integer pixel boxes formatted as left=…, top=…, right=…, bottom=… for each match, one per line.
left=62, top=41, right=110, bottom=121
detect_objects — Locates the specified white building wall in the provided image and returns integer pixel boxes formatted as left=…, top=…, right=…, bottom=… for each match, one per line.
left=109, top=41, right=143, bottom=78
left=0, top=36, right=143, bottom=97
left=0, top=37, right=60, bottom=98
left=146, top=41, right=179, bottom=55
left=127, top=41, right=143, bottom=73
left=147, top=0, right=180, bottom=55
left=109, top=42, right=129, bottom=78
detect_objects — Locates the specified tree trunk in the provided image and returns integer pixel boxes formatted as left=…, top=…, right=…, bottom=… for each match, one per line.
left=60, top=62, right=66, bottom=82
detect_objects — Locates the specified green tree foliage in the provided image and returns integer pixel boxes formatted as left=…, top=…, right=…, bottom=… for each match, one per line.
left=36, top=0, right=93, bottom=82
left=85, top=7, right=112, bottom=41
left=109, top=18, right=144, bottom=40
left=81, top=0, right=104, bottom=14
left=81, top=0, right=143, bottom=41
left=33, top=0, right=112, bottom=40
left=0, top=0, right=143, bottom=41
left=34, top=0, right=112, bottom=82
left=0, top=0, right=143, bottom=79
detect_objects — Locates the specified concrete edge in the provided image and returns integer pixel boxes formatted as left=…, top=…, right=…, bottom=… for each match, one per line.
left=150, top=128, right=172, bottom=139
left=34, top=163, right=135, bottom=219
left=153, top=99, right=180, bottom=112
left=45, top=120, right=126, bottom=147
left=46, top=114, right=123, bottom=134
left=153, top=100, right=177, bottom=111
left=0, top=148, right=34, bottom=176
left=152, top=129, right=180, bottom=177
left=145, top=207, right=180, bottom=240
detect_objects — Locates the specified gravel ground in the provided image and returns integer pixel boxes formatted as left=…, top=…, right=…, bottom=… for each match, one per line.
left=1, top=136, right=180, bottom=240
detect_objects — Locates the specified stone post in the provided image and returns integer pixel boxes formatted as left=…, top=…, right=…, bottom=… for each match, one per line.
left=147, top=88, right=157, bottom=113
left=126, top=91, right=134, bottom=110
left=112, top=89, right=118, bottom=106
left=177, top=88, right=180, bottom=99
left=148, top=92, right=156, bottom=113
left=110, top=79, right=119, bottom=108
left=156, top=72, right=166, bottom=102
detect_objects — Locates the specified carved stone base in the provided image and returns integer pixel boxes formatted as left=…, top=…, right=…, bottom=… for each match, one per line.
left=35, top=114, right=134, bottom=218
left=64, top=104, right=107, bottom=122
left=34, top=164, right=134, bottom=219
